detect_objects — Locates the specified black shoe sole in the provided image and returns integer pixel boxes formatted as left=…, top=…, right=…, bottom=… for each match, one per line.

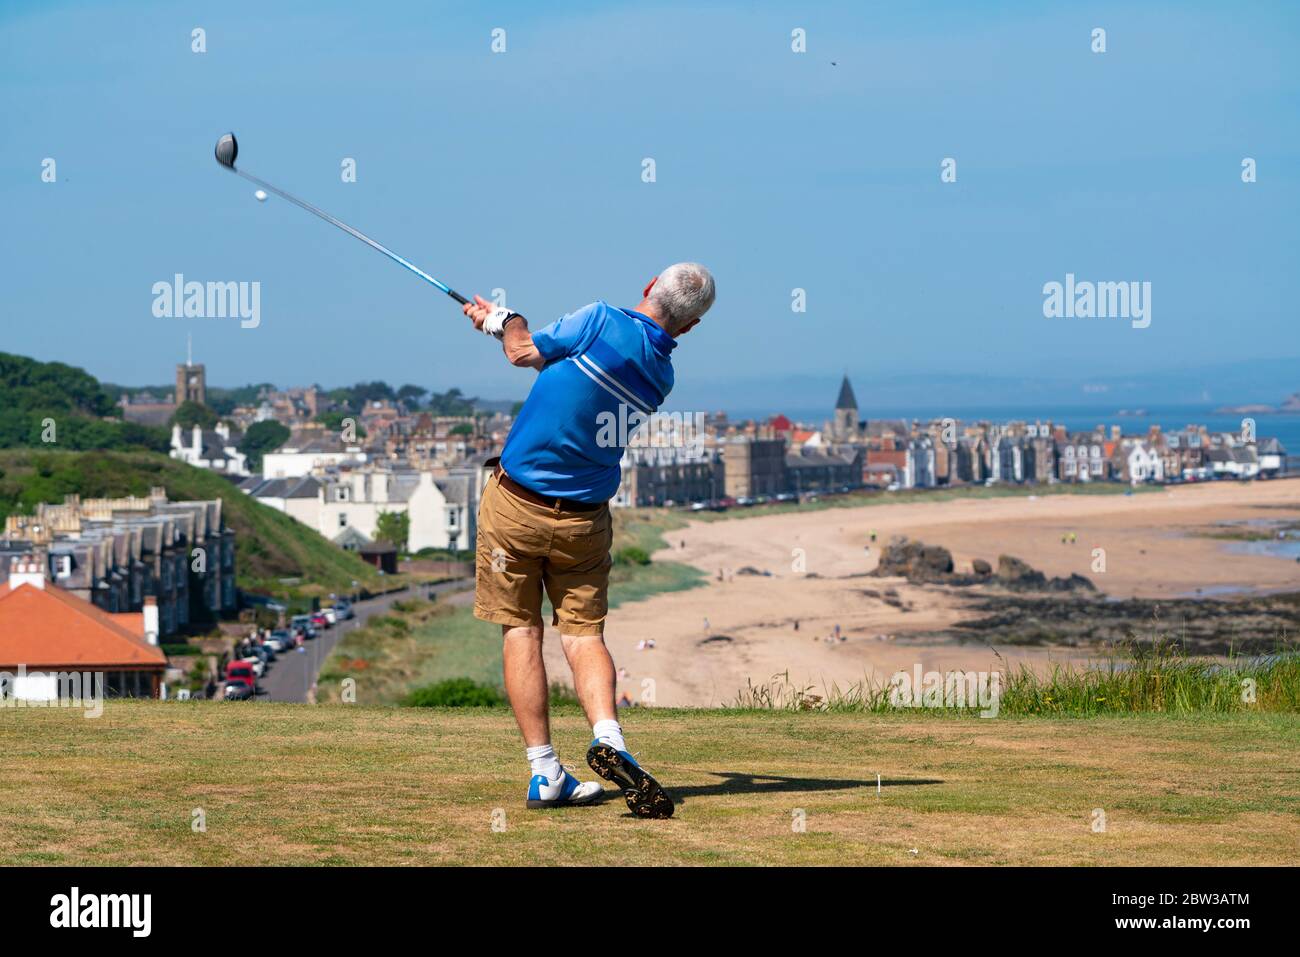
left=586, top=744, right=675, bottom=819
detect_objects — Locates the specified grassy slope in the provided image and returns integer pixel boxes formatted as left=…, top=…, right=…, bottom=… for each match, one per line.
left=319, top=510, right=706, bottom=702
left=0, top=449, right=382, bottom=597
left=2, top=702, right=1295, bottom=865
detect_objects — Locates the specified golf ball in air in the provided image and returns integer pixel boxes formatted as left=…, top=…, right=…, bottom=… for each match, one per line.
left=254, top=189, right=267, bottom=202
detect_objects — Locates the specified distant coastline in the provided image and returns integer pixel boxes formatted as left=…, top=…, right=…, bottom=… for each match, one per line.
left=1212, top=391, right=1300, bottom=416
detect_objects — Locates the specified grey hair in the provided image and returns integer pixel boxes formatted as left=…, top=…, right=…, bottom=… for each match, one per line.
left=648, top=262, right=716, bottom=334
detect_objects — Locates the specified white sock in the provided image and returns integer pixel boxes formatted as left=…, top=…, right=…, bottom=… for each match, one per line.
left=525, top=744, right=562, bottom=780
left=592, top=719, right=626, bottom=753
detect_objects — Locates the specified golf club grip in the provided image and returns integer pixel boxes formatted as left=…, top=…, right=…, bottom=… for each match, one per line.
left=447, top=290, right=470, bottom=305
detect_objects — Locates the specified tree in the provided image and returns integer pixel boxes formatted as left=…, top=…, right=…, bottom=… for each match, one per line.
left=239, top=420, right=290, bottom=472
left=0, top=353, right=167, bottom=452
left=374, top=510, right=410, bottom=551
left=170, top=401, right=219, bottom=430
left=449, top=423, right=473, bottom=436
left=396, top=384, right=428, bottom=407
left=427, top=388, right=477, bottom=416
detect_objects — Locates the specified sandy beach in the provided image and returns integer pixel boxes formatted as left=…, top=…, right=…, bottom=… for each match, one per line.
left=543, top=481, right=1300, bottom=706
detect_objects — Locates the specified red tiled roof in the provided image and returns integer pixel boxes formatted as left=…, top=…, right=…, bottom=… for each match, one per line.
left=0, top=583, right=166, bottom=669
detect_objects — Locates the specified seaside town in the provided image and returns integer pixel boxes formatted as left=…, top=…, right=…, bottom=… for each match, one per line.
left=0, top=351, right=1293, bottom=705
left=131, top=356, right=1293, bottom=536
left=5, top=0, right=1300, bottom=882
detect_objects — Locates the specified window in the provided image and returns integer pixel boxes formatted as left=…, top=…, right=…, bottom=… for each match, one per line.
left=339, top=513, right=348, bottom=528
left=55, top=556, right=72, bottom=578
left=447, top=509, right=458, bottom=529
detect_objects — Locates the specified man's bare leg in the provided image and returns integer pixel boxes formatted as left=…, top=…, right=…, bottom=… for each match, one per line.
left=503, top=624, right=550, bottom=745
left=559, top=633, right=617, bottom=726
left=564, top=631, right=675, bottom=818
left=506, top=624, right=603, bottom=807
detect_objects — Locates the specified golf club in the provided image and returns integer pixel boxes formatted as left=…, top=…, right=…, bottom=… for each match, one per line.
left=213, top=132, right=470, bottom=305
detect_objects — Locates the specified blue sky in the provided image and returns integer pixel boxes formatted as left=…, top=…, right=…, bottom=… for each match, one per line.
left=2, top=1, right=1297, bottom=409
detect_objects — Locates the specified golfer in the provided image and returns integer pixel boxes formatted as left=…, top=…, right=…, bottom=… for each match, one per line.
left=463, top=263, right=715, bottom=818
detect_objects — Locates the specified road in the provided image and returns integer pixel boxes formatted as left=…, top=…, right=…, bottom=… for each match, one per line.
left=258, top=579, right=471, bottom=703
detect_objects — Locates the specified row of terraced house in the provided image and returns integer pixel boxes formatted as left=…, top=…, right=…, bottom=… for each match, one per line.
left=0, top=489, right=237, bottom=638
left=613, top=377, right=1291, bottom=505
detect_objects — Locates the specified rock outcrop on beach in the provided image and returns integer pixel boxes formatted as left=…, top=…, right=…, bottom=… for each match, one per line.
left=871, top=538, right=954, bottom=581
left=996, top=555, right=1095, bottom=592
left=949, top=593, right=1297, bottom=655
left=871, top=536, right=1094, bottom=592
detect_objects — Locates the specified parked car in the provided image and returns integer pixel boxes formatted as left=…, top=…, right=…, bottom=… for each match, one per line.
left=310, top=612, right=330, bottom=630
left=321, top=607, right=338, bottom=626
left=223, top=681, right=253, bottom=700
left=268, top=629, right=294, bottom=653
left=224, top=661, right=257, bottom=693
left=257, top=642, right=277, bottom=662
left=332, top=599, right=355, bottom=621
left=291, top=615, right=318, bottom=640
left=240, top=655, right=265, bottom=678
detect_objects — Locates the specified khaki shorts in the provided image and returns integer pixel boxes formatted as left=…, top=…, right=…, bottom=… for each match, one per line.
left=474, top=472, right=614, bottom=636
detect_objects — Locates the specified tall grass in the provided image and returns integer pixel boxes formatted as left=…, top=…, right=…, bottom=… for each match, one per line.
left=733, top=640, right=1300, bottom=715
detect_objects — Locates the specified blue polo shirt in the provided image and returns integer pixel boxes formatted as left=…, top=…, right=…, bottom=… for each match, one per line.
left=500, top=300, right=676, bottom=502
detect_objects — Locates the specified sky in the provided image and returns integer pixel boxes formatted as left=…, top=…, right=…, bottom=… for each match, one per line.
left=2, top=0, right=1297, bottom=411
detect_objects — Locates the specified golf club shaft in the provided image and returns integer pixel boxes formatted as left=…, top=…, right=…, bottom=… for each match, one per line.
left=230, top=167, right=470, bottom=305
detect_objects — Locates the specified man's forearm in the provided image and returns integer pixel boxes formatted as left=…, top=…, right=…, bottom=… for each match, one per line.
left=502, top=316, right=544, bottom=370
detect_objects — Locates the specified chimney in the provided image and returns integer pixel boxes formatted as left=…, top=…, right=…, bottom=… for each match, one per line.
left=7, top=555, right=47, bottom=591
left=143, top=596, right=160, bottom=646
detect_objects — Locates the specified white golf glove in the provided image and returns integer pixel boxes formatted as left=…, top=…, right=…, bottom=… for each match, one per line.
left=481, top=306, right=518, bottom=339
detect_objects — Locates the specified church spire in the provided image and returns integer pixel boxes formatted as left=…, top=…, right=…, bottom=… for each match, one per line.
left=835, top=375, right=857, bottom=411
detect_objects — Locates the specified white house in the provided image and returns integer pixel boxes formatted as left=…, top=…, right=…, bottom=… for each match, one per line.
left=170, top=423, right=249, bottom=476
left=245, top=466, right=473, bottom=551
left=261, top=433, right=367, bottom=479
left=237, top=476, right=322, bottom=526
left=1120, top=440, right=1164, bottom=485
left=1206, top=446, right=1260, bottom=479
left=1257, top=438, right=1287, bottom=476
left=317, top=469, right=472, bottom=551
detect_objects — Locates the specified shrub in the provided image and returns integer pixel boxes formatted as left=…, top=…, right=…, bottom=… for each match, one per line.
left=402, top=678, right=505, bottom=708
left=614, top=546, right=651, bottom=566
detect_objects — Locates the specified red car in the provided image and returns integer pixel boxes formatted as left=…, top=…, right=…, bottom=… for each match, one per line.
left=310, top=612, right=330, bottom=630
left=224, top=661, right=257, bottom=692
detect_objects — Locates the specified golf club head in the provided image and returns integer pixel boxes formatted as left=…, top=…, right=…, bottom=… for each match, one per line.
left=215, top=132, right=238, bottom=169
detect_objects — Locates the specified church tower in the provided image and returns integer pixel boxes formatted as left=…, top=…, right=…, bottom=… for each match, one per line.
left=832, top=375, right=859, bottom=440
left=176, top=336, right=206, bottom=406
